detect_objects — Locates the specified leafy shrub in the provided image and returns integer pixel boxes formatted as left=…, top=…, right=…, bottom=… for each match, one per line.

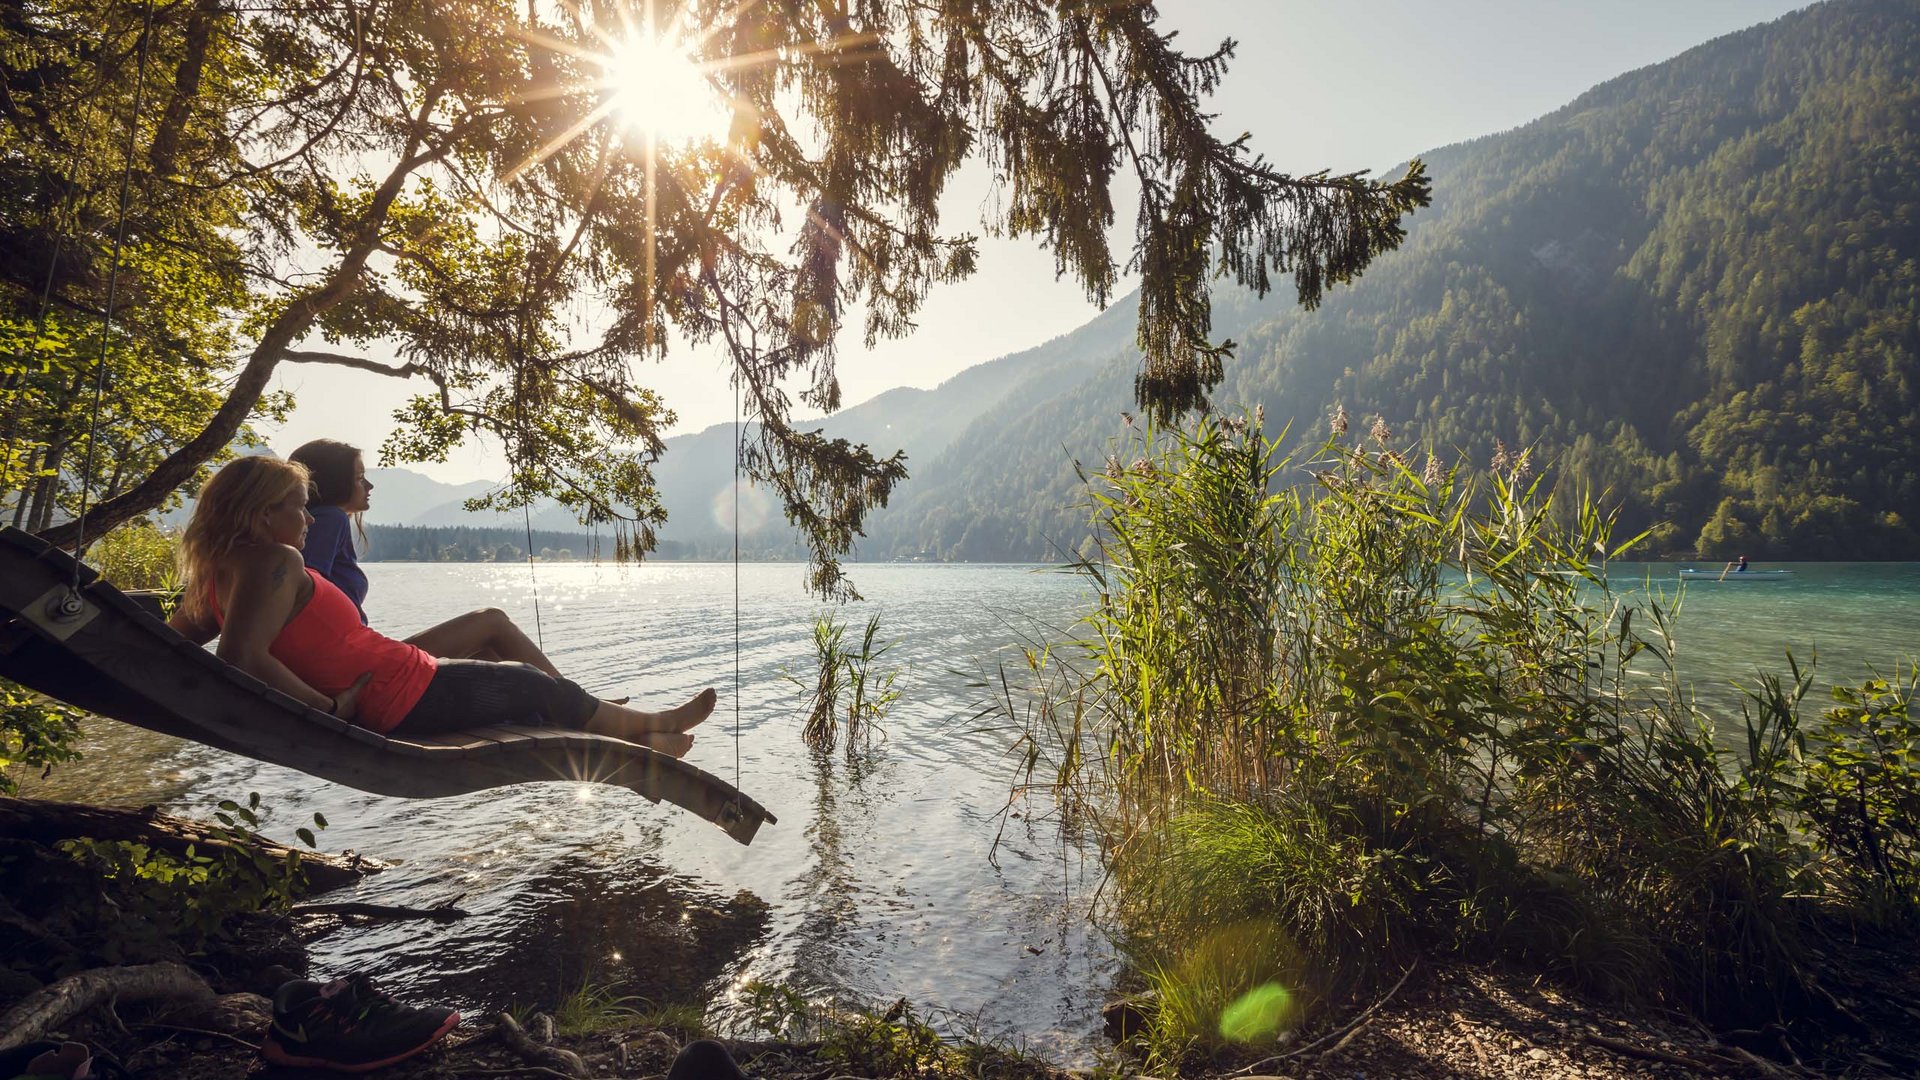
left=84, top=521, right=182, bottom=593
left=1795, top=670, right=1920, bottom=921
left=58, top=791, right=326, bottom=948
left=0, top=681, right=84, bottom=794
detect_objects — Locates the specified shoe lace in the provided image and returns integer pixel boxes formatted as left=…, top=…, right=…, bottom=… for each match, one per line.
left=343, top=974, right=405, bottom=1025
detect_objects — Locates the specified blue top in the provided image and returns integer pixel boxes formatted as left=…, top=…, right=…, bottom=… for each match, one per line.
left=302, top=505, right=369, bottom=624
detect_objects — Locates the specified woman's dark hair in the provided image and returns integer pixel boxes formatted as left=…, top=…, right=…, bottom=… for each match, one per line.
left=287, top=439, right=362, bottom=508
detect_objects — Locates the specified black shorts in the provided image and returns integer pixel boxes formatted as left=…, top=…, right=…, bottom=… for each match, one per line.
left=391, top=659, right=597, bottom=735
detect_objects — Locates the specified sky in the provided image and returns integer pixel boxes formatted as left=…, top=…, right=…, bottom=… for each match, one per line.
left=265, top=0, right=1812, bottom=483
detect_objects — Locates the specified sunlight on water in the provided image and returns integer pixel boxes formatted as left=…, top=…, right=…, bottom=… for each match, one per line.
left=21, top=559, right=1920, bottom=1057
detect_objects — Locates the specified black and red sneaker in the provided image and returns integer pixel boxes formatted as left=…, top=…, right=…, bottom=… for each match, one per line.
left=261, top=974, right=459, bottom=1073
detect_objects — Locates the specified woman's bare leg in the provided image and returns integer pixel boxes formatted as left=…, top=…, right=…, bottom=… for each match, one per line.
left=582, top=688, right=716, bottom=748
left=405, top=609, right=561, bottom=676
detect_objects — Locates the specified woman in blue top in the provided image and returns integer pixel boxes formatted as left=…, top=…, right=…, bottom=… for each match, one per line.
left=289, top=439, right=564, bottom=675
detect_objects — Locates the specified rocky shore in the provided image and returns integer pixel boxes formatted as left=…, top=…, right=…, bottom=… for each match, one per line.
left=4, top=800, right=1915, bottom=1080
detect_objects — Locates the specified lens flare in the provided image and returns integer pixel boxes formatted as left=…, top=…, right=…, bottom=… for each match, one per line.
left=1219, top=981, right=1294, bottom=1042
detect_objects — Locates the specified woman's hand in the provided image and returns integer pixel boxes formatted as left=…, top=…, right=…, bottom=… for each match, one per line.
left=329, top=672, right=375, bottom=720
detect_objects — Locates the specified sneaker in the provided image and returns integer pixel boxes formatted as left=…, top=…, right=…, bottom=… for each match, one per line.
left=261, top=974, right=459, bottom=1073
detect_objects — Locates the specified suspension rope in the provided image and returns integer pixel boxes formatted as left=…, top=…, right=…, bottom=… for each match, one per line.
left=510, top=279, right=546, bottom=651
left=69, top=0, right=159, bottom=587
left=732, top=362, right=742, bottom=792
left=522, top=496, right=545, bottom=651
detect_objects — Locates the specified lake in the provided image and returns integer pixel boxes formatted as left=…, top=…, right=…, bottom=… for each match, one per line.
left=21, top=559, right=1920, bottom=1057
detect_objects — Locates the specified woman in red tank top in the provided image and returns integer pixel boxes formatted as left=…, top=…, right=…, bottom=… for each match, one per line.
left=166, top=457, right=714, bottom=751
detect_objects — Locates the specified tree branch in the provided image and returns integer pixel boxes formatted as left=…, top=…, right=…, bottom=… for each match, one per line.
left=280, top=349, right=423, bottom=378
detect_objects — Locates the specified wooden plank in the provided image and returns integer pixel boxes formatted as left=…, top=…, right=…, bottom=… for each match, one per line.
left=0, top=528, right=50, bottom=558
left=0, top=528, right=779, bottom=843
left=394, top=732, right=500, bottom=753
left=465, top=726, right=541, bottom=747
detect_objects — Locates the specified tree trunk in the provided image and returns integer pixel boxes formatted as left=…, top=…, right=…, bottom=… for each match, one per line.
left=26, top=445, right=61, bottom=533
left=36, top=106, right=447, bottom=552
left=10, top=446, right=39, bottom=529
left=0, top=795, right=377, bottom=893
left=25, top=370, right=86, bottom=534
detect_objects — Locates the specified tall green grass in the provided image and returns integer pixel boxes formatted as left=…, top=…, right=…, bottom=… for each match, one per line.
left=996, top=415, right=1919, bottom=1063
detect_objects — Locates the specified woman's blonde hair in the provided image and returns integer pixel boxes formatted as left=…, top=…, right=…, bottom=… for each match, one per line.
left=177, top=456, right=310, bottom=621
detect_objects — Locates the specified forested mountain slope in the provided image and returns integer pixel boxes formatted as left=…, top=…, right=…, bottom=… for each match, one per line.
left=859, top=0, right=1920, bottom=561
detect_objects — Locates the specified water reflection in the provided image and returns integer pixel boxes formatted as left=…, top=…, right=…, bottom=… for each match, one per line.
left=307, top=855, right=772, bottom=1016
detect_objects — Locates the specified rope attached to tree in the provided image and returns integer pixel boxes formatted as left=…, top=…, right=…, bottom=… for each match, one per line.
left=69, top=1, right=160, bottom=589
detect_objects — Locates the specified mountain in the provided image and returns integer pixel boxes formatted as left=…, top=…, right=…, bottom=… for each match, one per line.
left=372, top=296, right=1141, bottom=550
left=370, top=0, right=1920, bottom=564
left=853, top=0, right=1920, bottom=561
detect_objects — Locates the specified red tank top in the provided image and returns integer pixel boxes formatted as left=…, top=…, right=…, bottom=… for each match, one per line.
left=212, top=569, right=436, bottom=733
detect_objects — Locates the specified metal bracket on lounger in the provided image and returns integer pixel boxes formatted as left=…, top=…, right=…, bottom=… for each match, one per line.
left=21, top=585, right=98, bottom=642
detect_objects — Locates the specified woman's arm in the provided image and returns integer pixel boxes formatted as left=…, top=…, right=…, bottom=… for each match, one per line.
left=214, top=547, right=342, bottom=714
left=165, top=602, right=219, bottom=645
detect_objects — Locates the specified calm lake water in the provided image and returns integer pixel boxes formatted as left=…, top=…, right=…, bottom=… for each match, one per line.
left=22, top=560, right=1920, bottom=1056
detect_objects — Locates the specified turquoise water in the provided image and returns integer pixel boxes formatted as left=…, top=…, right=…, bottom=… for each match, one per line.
left=21, top=559, right=1920, bottom=1055
left=1610, top=562, right=1920, bottom=722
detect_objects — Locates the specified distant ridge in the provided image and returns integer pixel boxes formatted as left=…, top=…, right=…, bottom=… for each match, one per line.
left=853, top=0, right=1920, bottom=561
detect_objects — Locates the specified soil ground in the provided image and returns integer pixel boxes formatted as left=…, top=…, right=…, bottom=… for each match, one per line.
left=33, top=959, right=1913, bottom=1080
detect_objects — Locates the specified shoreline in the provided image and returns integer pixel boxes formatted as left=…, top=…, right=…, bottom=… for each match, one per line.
left=4, top=800, right=1915, bottom=1079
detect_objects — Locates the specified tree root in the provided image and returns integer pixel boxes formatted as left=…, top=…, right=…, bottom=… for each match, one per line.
left=490, top=1012, right=589, bottom=1079
left=0, top=962, right=215, bottom=1052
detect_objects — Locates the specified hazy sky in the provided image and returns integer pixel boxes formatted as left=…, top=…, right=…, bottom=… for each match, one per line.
left=268, top=0, right=1811, bottom=482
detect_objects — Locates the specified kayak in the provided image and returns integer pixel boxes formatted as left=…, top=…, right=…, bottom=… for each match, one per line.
left=1677, top=568, right=1794, bottom=580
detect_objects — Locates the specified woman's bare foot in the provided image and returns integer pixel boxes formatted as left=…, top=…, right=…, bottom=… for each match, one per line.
left=654, top=688, right=716, bottom=732
left=639, top=732, right=693, bottom=758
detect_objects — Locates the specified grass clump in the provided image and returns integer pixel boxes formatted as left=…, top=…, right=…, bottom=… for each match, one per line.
left=999, top=413, right=1920, bottom=1064
left=789, top=613, right=901, bottom=756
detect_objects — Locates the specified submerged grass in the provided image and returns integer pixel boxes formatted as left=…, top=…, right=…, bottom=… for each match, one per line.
left=995, top=415, right=1920, bottom=1066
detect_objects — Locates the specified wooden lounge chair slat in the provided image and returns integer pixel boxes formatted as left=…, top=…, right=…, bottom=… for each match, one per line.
left=0, top=528, right=774, bottom=845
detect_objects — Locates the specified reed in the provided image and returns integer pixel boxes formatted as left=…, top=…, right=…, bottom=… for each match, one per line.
left=791, top=613, right=901, bottom=756
left=999, top=414, right=1919, bottom=1061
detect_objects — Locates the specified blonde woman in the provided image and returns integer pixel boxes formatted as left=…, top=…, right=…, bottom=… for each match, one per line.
left=165, top=455, right=711, bottom=749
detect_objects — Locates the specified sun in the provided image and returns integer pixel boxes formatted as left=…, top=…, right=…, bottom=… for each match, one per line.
left=602, top=31, right=728, bottom=146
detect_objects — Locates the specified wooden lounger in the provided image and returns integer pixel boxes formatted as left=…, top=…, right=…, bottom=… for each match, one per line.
left=0, top=527, right=775, bottom=845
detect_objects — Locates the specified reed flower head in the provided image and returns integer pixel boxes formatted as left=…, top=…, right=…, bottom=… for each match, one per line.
left=1330, top=404, right=1349, bottom=436
left=1422, top=453, right=1444, bottom=487
left=1491, top=439, right=1511, bottom=472
left=1513, top=449, right=1533, bottom=481
left=1370, top=416, right=1393, bottom=445
left=1122, top=411, right=1135, bottom=427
